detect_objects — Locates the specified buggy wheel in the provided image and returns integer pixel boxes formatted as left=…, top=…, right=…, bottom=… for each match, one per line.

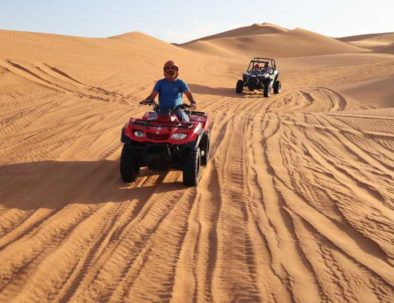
left=200, top=131, right=210, bottom=166
left=120, top=144, right=139, bottom=182
left=183, top=148, right=201, bottom=186
left=236, top=80, right=243, bottom=94
left=274, top=80, right=281, bottom=94
left=263, top=84, right=270, bottom=97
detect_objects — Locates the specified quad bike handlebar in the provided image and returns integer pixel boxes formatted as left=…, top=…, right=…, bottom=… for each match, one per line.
left=139, top=99, right=155, bottom=105
left=139, top=99, right=194, bottom=111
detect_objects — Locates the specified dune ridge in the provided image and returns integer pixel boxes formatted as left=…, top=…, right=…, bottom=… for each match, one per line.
left=338, top=32, right=394, bottom=54
left=0, top=23, right=393, bottom=302
left=180, top=23, right=364, bottom=58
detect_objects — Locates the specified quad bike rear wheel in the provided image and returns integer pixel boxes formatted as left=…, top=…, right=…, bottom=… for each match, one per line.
left=120, top=144, right=140, bottom=182
left=183, top=148, right=201, bottom=186
left=236, top=80, right=244, bottom=94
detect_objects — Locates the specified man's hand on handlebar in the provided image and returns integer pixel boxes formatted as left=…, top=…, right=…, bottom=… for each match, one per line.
left=140, top=99, right=154, bottom=105
left=189, top=102, right=197, bottom=111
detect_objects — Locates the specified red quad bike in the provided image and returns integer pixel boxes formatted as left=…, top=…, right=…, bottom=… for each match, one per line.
left=120, top=100, right=210, bottom=186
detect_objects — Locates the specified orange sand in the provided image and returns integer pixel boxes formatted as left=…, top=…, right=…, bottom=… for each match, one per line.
left=0, top=23, right=393, bottom=302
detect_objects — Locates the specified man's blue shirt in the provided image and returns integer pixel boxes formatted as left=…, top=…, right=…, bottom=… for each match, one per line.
left=154, top=78, right=188, bottom=109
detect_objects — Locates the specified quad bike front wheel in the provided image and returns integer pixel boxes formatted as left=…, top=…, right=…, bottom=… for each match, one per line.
left=120, top=144, right=140, bottom=182
left=183, top=147, right=201, bottom=186
left=200, top=131, right=210, bottom=166
left=236, top=80, right=244, bottom=94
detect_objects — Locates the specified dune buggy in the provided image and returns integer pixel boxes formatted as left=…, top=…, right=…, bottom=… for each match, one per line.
left=235, top=57, right=281, bottom=97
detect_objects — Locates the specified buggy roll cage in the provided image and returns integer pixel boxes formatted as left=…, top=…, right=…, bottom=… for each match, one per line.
left=247, top=57, right=276, bottom=72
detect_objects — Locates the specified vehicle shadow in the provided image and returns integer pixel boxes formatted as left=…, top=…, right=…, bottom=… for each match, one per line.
left=188, top=84, right=238, bottom=97
left=0, top=160, right=186, bottom=211
left=239, top=90, right=266, bottom=98
left=188, top=83, right=266, bottom=99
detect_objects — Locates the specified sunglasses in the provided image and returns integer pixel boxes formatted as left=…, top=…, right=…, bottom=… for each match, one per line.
left=164, top=66, right=178, bottom=71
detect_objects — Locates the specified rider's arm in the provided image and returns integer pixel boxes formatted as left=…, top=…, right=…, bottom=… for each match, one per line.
left=145, top=89, right=158, bottom=101
left=145, top=80, right=162, bottom=101
left=184, top=89, right=196, bottom=106
left=180, top=80, right=196, bottom=108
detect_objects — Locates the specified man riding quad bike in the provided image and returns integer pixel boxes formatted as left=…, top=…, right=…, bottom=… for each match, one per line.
left=120, top=99, right=210, bottom=186
left=119, top=59, right=209, bottom=186
left=235, top=57, right=281, bottom=97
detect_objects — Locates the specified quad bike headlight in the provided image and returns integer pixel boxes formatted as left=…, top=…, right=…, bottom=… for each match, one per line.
left=171, top=133, right=187, bottom=140
left=133, top=130, right=145, bottom=137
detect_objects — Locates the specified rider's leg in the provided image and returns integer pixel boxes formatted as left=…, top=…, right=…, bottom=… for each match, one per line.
left=148, top=110, right=158, bottom=120
left=175, top=108, right=190, bottom=122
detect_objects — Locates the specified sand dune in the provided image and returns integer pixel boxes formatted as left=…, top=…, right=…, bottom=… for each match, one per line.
left=339, top=32, right=394, bottom=54
left=180, top=23, right=364, bottom=58
left=186, top=23, right=289, bottom=42
left=335, top=76, right=394, bottom=108
left=0, top=24, right=393, bottom=303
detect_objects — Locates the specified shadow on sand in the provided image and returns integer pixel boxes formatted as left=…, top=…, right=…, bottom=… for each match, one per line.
left=189, top=83, right=266, bottom=99
left=188, top=83, right=238, bottom=97
left=0, top=160, right=186, bottom=211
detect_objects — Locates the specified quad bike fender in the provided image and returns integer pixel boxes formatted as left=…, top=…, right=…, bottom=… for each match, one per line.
left=186, top=129, right=204, bottom=149
left=121, top=125, right=136, bottom=145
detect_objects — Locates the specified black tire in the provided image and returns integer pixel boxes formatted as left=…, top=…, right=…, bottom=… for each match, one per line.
left=236, top=80, right=243, bottom=94
left=273, top=80, right=281, bottom=94
left=200, top=131, right=210, bottom=166
left=263, top=84, right=270, bottom=97
left=120, top=144, right=139, bottom=182
left=183, top=148, right=201, bottom=186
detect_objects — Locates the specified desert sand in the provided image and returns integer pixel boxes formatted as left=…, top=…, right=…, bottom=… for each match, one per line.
left=0, top=23, right=393, bottom=302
